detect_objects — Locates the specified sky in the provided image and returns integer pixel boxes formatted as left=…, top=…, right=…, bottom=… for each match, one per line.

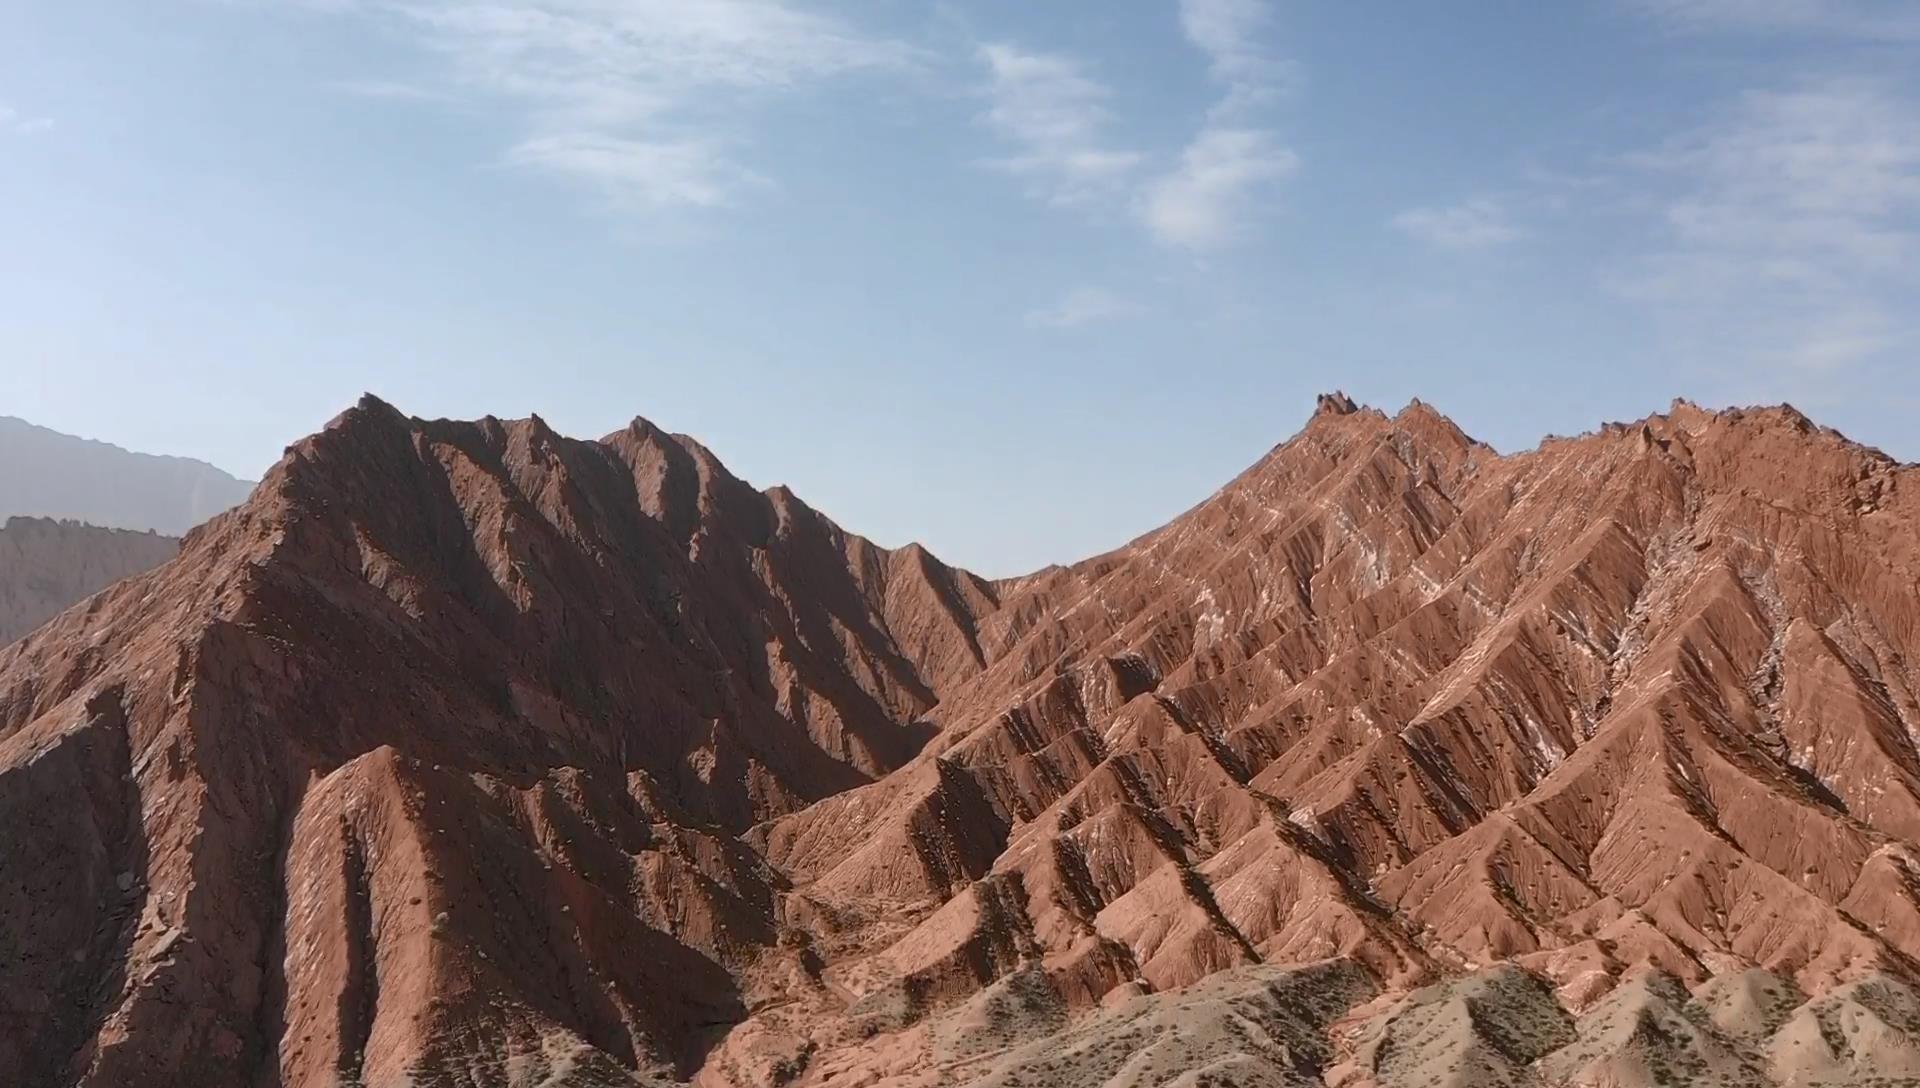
left=2, top=1, right=1918, bottom=576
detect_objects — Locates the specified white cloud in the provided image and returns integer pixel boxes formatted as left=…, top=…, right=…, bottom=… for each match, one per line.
left=1630, top=82, right=1920, bottom=265
left=1141, top=127, right=1297, bottom=250
left=1180, top=0, right=1267, bottom=78
left=1614, top=78, right=1920, bottom=370
left=1178, top=0, right=1297, bottom=115
left=1136, top=0, right=1298, bottom=250
left=976, top=44, right=1142, bottom=206
left=1026, top=286, right=1132, bottom=329
left=316, top=0, right=913, bottom=211
left=1392, top=198, right=1524, bottom=250
left=974, top=2, right=1298, bottom=249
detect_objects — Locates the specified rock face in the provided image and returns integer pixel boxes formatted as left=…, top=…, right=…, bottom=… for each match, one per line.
left=0, top=518, right=178, bottom=645
left=0, top=416, right=254, bottom=535
left=3, top=393, right=1919, bottom=1087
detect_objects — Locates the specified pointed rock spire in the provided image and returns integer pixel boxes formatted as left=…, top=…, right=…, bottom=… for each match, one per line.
left=1315, top=390, right=1360, bottom=417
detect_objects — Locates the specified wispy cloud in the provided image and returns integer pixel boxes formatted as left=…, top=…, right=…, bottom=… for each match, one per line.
left=974, top=1, right=1297, bottom=250
left=1142, top=0, right=1298, bottom=250
left=0, top=104, right=54, bottom=135
left=508, top=133, right=761, bottom=210
left=1141, top=128, right=1297, bottom=250
left=318, top=0, right=914, bottom=211
left=1392, top=198, right=1525, bottom=250
left=1626, top=0, right=1920, bottom=40
left=1025, top=285, right=1133, bottom=329
left=976, top=44, right=1142, bottom=206
left=1178, top=0, right=1298, bottom=116
left=334, top=78, right=449, bottom=102
left=1613, top=77, right=1920, bottom=370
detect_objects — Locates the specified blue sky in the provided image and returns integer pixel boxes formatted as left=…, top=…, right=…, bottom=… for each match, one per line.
left=2, top=1, right=1917, bottom=574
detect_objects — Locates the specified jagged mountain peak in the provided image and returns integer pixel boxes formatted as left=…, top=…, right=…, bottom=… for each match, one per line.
left=1315, top=389, right=1362, bottom=417
left=4, top=393, right=1920, bottom=1087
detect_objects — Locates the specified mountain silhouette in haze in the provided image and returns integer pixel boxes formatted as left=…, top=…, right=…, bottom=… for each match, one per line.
left=0, top=416, right=254, bottom=535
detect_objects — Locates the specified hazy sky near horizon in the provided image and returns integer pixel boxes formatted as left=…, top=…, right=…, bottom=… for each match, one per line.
left=4, top=2, right=1919, bottom=574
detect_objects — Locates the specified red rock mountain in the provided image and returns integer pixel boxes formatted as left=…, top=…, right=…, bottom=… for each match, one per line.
left=3, top=393, right=1917, bottom=1087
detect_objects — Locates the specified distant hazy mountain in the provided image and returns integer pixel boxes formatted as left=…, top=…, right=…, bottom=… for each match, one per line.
left=0, top=416, right=255, bottom=534
left=0, top=516, right=177, bottom=644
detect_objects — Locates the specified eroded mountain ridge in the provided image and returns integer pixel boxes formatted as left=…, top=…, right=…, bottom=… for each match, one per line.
left=3, top=392, right=1917, bottom=1086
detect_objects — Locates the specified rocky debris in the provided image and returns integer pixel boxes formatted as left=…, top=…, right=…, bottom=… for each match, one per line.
left=0, top=517, right=177, bottom=645
left=4, top=392, right=1920, bottom=1086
